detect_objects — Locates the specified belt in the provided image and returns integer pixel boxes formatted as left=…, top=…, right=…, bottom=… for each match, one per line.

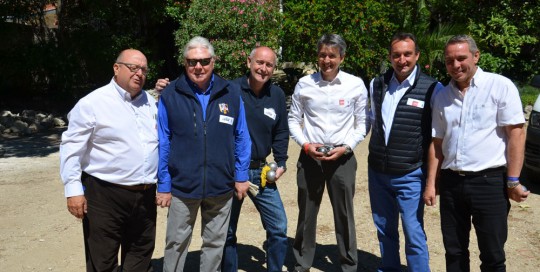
left=443, top=166, right=505, bottom=177
left=110, top=183, right=155, bottom=191
left=82, top=172, right=155, bottom=191
left=249, top=159, right=266, bottom=169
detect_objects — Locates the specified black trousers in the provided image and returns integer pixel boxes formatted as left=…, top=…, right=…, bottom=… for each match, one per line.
left=439, top=169, right=510, bottom=272
left=82, top=174, right=157, bottom=272
left=293, top=152, right=358, bottom=272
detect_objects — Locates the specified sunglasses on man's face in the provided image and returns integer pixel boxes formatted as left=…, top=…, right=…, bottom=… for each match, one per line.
left=186, top=58, right=213, bottom=67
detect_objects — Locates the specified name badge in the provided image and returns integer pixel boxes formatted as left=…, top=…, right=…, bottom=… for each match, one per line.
left=219, top=115, right=234, bottom=125
left=407, top=98, right=425, bottom=108
left=264, top=108, right=276, bottom=120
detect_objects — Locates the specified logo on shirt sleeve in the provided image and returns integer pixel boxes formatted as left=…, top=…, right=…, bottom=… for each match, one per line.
left=219, top=103, right=229, bottom=114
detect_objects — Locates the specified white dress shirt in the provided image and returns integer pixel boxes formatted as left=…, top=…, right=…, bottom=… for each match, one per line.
left=368, top=66, right=417, bottom=145
left=288, top=70, right=368, bottom=148
left=60, top=79, right=159, bottom=197
left=431, top=67, right=525, bottom=171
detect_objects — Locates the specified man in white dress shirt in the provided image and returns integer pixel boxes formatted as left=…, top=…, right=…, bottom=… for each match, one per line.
left=60, top=49, right=158, bottom=272
left=425, top=35, right=529, bottom=271
left=288, top=33, right=368, bottom=272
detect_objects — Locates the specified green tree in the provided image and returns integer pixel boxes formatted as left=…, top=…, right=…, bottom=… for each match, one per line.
left=168, top=0, right=282, bottom=79
left=281, top=0, right=396, bottom=80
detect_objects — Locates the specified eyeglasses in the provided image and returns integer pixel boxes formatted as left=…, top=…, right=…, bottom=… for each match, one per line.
left=185, top=58, right=213, bottom=67
left=116, top=62, right=148, bottom=75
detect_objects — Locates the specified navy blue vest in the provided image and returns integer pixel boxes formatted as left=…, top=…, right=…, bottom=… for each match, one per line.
left=368, top=66, right=437, bottom=174
left=160, top=74, right=241, bottom=198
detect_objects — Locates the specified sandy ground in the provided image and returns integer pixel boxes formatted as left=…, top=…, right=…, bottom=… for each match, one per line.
left=1, top=128, right=539, bottom=272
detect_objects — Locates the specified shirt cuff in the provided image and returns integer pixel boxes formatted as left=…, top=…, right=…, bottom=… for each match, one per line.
left=235, top=170, right=249, bottom=182
left=64, top=182, right=84, bottom=198
left=157, top=179, right=172, bottom=193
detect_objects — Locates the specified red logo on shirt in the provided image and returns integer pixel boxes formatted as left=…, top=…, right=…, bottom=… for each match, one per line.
left=339, top=99, right=345, bottom=106
left=412, top=101, right=418, bottom=107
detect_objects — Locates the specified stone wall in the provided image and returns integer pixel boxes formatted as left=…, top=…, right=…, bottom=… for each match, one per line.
left=0, top=110, right=66, bottom=136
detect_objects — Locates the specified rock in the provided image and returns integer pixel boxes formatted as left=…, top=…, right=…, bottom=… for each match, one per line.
left=1, top=110, right=13, bottom=117
left=53, top=117, right=65, bottom=127
left=21, top=110, right=36, bottom=118
left=28, top=123, right=40, bottom=133
left=0, top=114, right=15, bottom=127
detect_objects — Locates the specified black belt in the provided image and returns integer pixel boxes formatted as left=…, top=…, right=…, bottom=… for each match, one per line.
left=83, top=172, right=156, bottom=191
left=110, top=183, right=155, bottom=191
left=249, top=159, right=266, bottom=169
left=442, top=166, right=505, bottom=177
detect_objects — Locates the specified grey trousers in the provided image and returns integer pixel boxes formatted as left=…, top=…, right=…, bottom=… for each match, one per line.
left=163, top=192, right=233, bottom=272
left=293, top=152, right=358, bottom=272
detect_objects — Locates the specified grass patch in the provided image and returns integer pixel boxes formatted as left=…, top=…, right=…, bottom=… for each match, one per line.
left=519, top=84, right=540, bottom=106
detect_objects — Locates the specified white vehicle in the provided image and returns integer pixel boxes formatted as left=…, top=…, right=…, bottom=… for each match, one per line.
left=525, top=75, right=540, bottom=176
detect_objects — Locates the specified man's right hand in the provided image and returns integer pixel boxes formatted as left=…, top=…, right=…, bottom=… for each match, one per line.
left=67, top=195, right=87, bottom=219
left=155, top=78, right=170, bottom=93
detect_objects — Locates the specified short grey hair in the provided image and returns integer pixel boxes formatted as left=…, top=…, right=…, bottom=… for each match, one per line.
left=445, top=34, right=479, bottom=54
left=317, top=34, right=347, bottom=57
left=249, top=47, right=278, bottom=65
left=183, top=36, right=215, bottom=58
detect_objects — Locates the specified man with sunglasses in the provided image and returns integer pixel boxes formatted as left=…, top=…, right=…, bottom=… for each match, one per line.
left=60, top=49, right=158, bottom=271
left=155, top=36, right=251, bottom=272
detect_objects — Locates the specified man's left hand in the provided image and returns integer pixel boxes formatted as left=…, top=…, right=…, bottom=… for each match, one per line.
left=508, top=184, right=529, bottom=202
left=323, top=146, right=348, bottom=161
left=235, top=181, right=250, bottom=200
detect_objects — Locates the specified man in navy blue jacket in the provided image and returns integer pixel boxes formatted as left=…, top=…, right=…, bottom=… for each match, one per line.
left=221, top=46, right=289, bottom=272
left=155, top=36, right=251, bottom=272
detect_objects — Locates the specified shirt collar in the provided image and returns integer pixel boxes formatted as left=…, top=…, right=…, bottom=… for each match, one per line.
left=242, top=73, right=271, bottom=96
left=390, top=65, right=417, bottom=87
left=111, top=78, right=143, bottom=102
left=449, top=66, right=482, bottom=92
left=316, top=69, right=343, bottom=86
left=187, top=73, right=215, bottom=95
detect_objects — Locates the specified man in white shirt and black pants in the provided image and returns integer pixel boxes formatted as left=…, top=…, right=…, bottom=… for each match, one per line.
left=288, top=33, right=368, bottom=272
left=425, top=35, right=529, bottom=271
left=60, top=49, right=158, bottom=272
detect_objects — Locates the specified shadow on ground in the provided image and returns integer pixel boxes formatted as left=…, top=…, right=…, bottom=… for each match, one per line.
left=0, top=127, right=65, bottom=158
left=151, top=237, right=401, bottom=271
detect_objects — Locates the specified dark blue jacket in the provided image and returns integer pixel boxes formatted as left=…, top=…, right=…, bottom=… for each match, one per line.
left=157, top=73, right=251, bottom=199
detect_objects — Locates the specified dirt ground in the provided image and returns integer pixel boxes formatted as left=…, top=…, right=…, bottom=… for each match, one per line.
left=1, top=128, right=539, bottom=272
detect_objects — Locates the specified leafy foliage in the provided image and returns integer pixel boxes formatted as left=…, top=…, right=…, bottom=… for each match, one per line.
left=281, top=0, right=396, bottom=80
left=168, top=0, right=282, bottom=79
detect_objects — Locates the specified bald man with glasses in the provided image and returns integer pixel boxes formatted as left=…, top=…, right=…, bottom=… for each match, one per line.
left=60, top=49, right=158, bottom=272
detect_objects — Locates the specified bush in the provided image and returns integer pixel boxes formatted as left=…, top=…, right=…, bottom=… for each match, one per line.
left=167, top=0, right=282, bottom=79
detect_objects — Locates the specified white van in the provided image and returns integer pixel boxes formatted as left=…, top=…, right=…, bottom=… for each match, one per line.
left=524, top=75, right=540, bottom=176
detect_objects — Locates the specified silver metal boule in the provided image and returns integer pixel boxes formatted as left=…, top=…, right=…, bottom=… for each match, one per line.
left=266, top=170, right=276, bottom=182
left=317, top=146, right=328, bottom=154
left=268, top=162, right=278, bottom=171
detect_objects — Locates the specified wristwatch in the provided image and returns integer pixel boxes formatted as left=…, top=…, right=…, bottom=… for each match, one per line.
left=506, top=181, right=520, bottom=189
left=343, top=145, right=353, bottom=155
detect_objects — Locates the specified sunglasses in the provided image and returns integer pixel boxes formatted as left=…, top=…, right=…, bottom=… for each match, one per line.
left=186, top=58, right=213, bottom=67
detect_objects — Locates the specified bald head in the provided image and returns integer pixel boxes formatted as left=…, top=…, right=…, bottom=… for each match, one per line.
left=113, top=49, right=148, bottom=98
left=247, top=47, right=277, bottom=93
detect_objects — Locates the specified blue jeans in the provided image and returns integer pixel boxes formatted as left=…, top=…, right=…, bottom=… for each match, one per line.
left=368, top=167, right=430, bottom=272
left=222, top=168, right=288, bottom=272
